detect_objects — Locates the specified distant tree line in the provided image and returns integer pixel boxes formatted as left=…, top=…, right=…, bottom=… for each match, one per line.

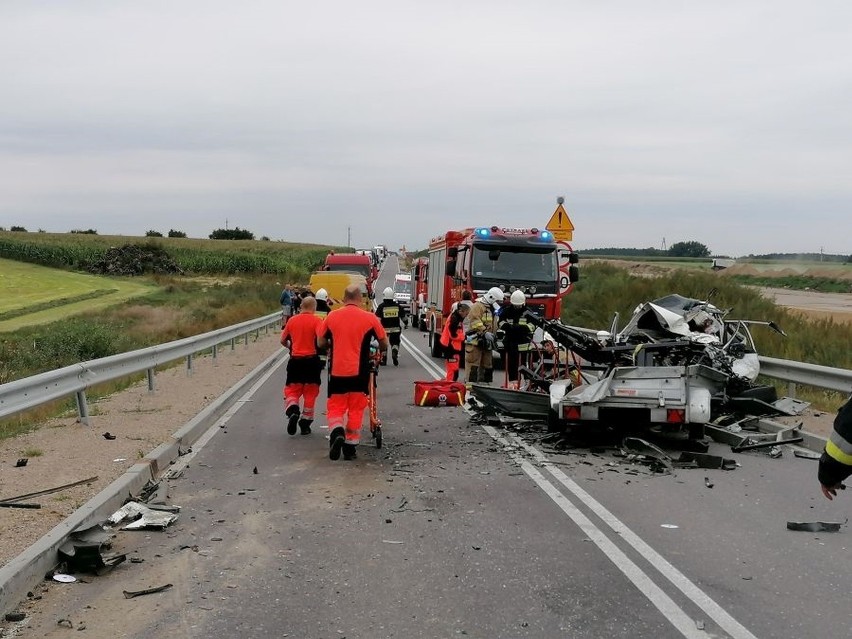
left=581, top=241, right=711, bottom=258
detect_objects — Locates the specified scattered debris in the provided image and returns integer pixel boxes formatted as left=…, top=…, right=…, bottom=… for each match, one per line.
left=382, top=540, right=404, bottom=544
left=5, top=612, right=26, bottom=622
left=660, top=524, right=679, bottom=529
left=732, top=436, right=803, bottom=453
left=0, top=502, right=41, bottom=509
left=52, top=574, right=77, bottom=583
left=57, top=618, right=74, bottom=628
left=108, top=502, right=178, bottom=530
left=253, top=466, right=259, bottom=474
left=704, top=477, right=714, bottom=489
left=15, top=458, right=28, bottom=467
left=786, top=521, right=846, bottom=533
left=122, top=583, right=173, bottom=599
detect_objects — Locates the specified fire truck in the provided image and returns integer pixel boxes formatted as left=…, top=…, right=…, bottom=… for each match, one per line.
left=408, top=257, right=429, bottom=331
left=424, top=226, right=579, bottom=357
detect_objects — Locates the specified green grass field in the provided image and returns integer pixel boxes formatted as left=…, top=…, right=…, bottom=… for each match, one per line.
left=0, top=258, right=157, bottom=332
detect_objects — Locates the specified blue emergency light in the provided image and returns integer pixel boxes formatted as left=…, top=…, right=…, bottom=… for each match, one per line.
left=475, top=227, right=490, bottom=237
left=540, top=230, right=552, bottom=240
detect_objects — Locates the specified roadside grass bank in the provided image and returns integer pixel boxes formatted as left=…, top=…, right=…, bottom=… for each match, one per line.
left=563, top=262, right=852, bottom=411
left=0, top=273, right=287, bottom=439
left=726, top=274, right=852, bottom=294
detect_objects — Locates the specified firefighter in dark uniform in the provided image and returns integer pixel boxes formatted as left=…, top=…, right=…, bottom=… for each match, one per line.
left=497, top=290, right=534, bottom=390
left=819, top=396, right=852, bottom=500
left=314, top=288, right=333, bottom=369
left=375, top=286, right=405, bottom=366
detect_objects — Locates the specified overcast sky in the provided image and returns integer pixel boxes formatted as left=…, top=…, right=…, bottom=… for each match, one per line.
left=1, top=1, right=850, bottom=257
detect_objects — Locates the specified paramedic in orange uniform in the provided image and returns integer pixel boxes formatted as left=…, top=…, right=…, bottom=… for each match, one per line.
left=440, top=302, right=470, bottom=381
left=280, top=295, right=324, bottom=436
left=318, top=284, right=389, bottom=461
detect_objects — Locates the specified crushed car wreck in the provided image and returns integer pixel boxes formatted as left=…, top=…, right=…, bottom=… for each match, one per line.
left=469, top=291, right=803, bottom=440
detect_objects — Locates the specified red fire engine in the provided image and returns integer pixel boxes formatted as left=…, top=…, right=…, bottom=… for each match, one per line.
left=408, top=257, right=429, bottom=331
left=424, top=226, right=579, bottom=357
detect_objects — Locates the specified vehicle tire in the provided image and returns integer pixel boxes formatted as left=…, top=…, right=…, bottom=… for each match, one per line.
left=688, top=422, right=705, bottom=440
left=547, top=408, right=563, bottom=433
left=430, top=325, right=442, bottom=358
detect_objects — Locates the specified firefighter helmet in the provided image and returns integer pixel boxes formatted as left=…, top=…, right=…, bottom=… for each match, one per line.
left=383, top=287, right=394, bottom=300
left=482, top=287, right=505, bottom=305
left=510, top=290, right=526, bottom=306
left=315, top=288, right=328, bottom=301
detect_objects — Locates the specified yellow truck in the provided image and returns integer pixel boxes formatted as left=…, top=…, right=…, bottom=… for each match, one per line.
left=308, top=272, right=372, bottom=311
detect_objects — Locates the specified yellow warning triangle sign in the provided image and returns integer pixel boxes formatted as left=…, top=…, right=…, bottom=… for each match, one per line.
left=545, top=203, right=574, bottom=241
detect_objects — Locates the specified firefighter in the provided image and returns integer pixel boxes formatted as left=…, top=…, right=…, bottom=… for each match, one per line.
left=440, top=301, right=470, bottom=381
left=498, top=290, right=534, bottom=390
left=314, top=288, right=333, bottom=369
left=318, top=284, right=389, bottom=461
left=819, top=396, right=852, bottom=499
left=465, top=287, right=504, bottom=384
left=375, top=286, right=404, bottom=366
left=279, top=295, right=324, bottom=435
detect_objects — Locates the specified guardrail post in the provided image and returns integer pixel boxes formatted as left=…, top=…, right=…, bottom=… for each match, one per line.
left=244, top=334, right=249, bottom=348
left=787, top=381, right=797, bottom=398
left=147, top=368, right=155, bottom=393
left=230, top=337, right=236, bottom=352
left=212, top=344, right=218, bottom=364
left=186, top=354, right=193, bottom=376
left=75, top=391, right=90, bottom=426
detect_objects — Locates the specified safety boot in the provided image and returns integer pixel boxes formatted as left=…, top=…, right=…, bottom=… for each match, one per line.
left=342, top=443, right=357, bottom=461
left=329, top=427, right=345, bottom=460
left=285, top=405, right=300, bottom=436
left=298, top=418, right=312, bottom=435
left=392, top=347, right=399, bottom=366
left=467, top=366, right=480, bottom=384
left=482, top=368, right=494, bottom=384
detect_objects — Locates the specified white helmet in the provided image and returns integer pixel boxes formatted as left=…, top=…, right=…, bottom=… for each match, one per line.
left=482, top=286, right=504, bottom=305
left=383, top=286, right=394, bottom=300
left=510, top=290, right=526, bottom=306
left=315, top=288, right=328, bottom=301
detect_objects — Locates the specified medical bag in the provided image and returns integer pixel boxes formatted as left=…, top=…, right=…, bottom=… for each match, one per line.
left=413, top=380, right=467, bottom=407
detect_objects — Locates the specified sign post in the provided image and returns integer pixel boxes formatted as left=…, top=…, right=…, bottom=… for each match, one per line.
left=545, top=196, right=574, bottom=242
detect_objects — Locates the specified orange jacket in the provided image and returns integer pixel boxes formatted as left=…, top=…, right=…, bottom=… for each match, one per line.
left=281, top=312, right=323, bottom=357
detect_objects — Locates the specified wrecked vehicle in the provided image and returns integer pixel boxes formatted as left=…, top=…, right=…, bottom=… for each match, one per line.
left=516, top=292, right=787, bottom=438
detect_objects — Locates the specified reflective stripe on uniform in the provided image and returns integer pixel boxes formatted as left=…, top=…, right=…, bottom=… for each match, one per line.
left=827, top=436, right=852, bottom=466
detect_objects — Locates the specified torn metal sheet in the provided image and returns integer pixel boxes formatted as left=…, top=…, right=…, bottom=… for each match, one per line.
left=468, top=384, right=550, bottom=420
left=108, top=501, right=179, bottom=530
left=676, top=452, right=737, bottom=471
left=58, top=525, right=125, bottom=574
left=772, top=397, right=810, bottom=416
left=731, top=435, right=803, bottom=453
left=622, top=437, right=673, bottom=471
left=786, top=521, right=845, bottom=533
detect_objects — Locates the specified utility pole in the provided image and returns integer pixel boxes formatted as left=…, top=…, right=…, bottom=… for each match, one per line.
left=347, top=226, right=351, bottom=249
left=661, top=237, right=667, bottom=252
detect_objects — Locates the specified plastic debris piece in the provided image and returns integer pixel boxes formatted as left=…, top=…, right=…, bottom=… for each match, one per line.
left=704, top=477, right=714, bottom=489
left=5, top=612, right=26, bottom=622
left=52, top=574, right=77, bottom=583
left=660, top=524, right=679, bottom=529
left=786, top=520, right=845, bottom=533
left=793, top=449, right=821, bottom=460
left=15, top=458, right=28, bottom=467
left=108, top=501, right=178, bottom=530
left=102, top=432, right=116, bottom=440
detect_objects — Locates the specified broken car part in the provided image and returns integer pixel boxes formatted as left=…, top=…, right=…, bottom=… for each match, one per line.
left=122, top=583, right=173, bottom=599
left=786, top=521, right=845, bottom=533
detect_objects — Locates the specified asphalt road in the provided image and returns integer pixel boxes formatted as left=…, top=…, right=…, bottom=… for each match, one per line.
left=17, top=258, right=852, bottom=639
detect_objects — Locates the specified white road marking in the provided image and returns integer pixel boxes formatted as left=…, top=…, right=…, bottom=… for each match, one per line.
left=166, top=355, right=287, bottom=476
left=507, top=433, right=758, bottom=639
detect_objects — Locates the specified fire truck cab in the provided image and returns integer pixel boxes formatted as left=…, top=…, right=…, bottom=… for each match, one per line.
left=409, top=257, right=429, bottom=331
left=425, top=226, right=578, bottom=357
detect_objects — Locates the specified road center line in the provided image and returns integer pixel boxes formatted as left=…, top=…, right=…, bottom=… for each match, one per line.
left=506, top=433, right=758, bottom=639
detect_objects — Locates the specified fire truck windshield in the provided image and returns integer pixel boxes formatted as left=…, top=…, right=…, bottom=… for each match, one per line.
left=470, top=245, right=557, bottom=292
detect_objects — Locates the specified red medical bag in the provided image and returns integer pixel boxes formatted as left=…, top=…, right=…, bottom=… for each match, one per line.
left=413, top=380, right=467, bottom=407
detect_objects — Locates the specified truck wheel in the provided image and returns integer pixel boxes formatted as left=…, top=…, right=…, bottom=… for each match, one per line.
left=547, top=409, right=563, bottom=433
left=430, top=326, right=442, bottom=358
left=688, top=423, right=705, bottom=440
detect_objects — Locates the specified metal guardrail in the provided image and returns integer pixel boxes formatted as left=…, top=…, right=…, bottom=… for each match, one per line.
left=1, top=318, right=848, bottom=425
left=758, top=356, right=852, bottom=395
left=0, top=312, right=281, bottom=424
